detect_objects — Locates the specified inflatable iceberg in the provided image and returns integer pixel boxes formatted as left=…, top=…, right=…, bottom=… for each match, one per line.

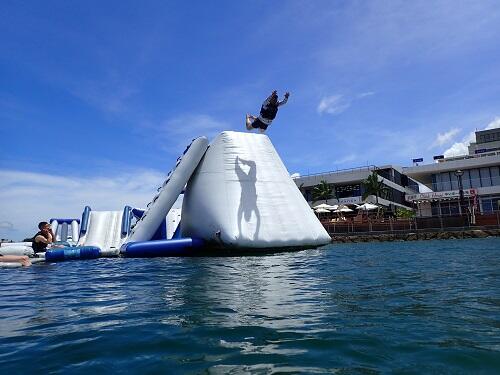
left=181, top=131, right=331, bottom=249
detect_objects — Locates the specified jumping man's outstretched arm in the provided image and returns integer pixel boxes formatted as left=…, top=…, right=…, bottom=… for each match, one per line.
left=278, top=92, right=290, bottom=106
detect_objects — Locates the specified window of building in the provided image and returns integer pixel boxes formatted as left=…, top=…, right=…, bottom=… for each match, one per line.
left=431, top=202, right=440, bottom=216
left=469, top=169, right=481, bottom=188
left=482, top=199, right=493, bottom=213
left=480, top=168, right=492, bottom=187
left=481, top=195, right=500, bottom=213
left=435, top=201, right=460, bottom=216
left=441, top=172, right=452, bottom=191
left=436, top=173, right=444, bottom=191
left=449, top=201, right=460, bottom=215
left=491, top=167, right=500, bottom=186
left=377, top=169, right=392, bottom=181
left=393, top=170, right=403, bottom=186
left=440, top=202, right=450, bottom=216
left=336, top=184, right=361, bottom=198
left=408, top=178, right=419, bottom=192
left=432, top=174, right=438, bottom=191
left=450, top=172, right=459, bottom=190
left=462, top=170, right=472, bottom=189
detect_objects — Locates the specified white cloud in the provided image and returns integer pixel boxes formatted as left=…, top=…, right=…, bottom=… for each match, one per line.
left=145, top=114, right=230, bottom=151
left=69, top=81, right=138, bottom=114
left=430, top=127, right=460, bottom=148
left=443, top=142, right=470, bottom=158
left=335, top=154, right=358, bottom=164
left=0, top=169, right=166, bottom=240
left=317, top=95, right=350, bottom=115
left=316, top=1, right=500, bottom=69
left=485, top=117, right=500, bottom=130
left=317, top=92, right=374, bottom=116
left=357, top=92, right=375, bottom=98
left=0, top=221, right=14, bottom=232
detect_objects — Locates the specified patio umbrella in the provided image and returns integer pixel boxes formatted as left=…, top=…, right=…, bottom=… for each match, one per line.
left=357, top=202, right=379, bottom=211
left=334, top=207, right=353, bottom=213
left=314, top=208, right=331, bottom=213
left=313, top=203, right=337, bottom=210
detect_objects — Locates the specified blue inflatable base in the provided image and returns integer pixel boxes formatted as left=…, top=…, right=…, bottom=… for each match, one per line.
left=45, top=246, right=101, bottom=261
left=121, top=238, right=204, bottom=257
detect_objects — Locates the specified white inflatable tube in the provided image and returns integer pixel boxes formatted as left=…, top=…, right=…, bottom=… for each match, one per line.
left=1, top=242, right=32, bottom=247
left=50, top=220, right=59, bottom=241
left=0, top=262, right=23, bottom=268
left=0, top=245, right=34, bottom=257
left=128, top=136, right=209, bottom=242
left=61, top=222, right=68, bottom=241
left=71, top=220, right=79, bottom=242
left=0, top=258, right=45, bottom=268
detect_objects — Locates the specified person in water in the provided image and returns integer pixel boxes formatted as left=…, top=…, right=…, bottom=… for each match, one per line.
left=32, top=221, right=57, bottom=254
left=246, top=90, right=289, bottom=133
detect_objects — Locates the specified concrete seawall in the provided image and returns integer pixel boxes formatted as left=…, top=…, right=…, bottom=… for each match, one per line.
left=331, top=229, right=500, bottom=243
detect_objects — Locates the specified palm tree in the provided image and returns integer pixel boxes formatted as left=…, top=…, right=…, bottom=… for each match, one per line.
left=312, top=180, right=334, bottom=204
left=362, top=171, right=389, bottom=204
left=362, top=172, right=389, bottom=218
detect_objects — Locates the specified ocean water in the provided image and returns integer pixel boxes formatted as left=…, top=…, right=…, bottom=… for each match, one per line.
left=1, top=238, right=499, bottom=374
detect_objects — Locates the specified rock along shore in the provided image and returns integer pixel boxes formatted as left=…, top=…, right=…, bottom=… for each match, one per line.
left=331, top=229, right=500, bottom=243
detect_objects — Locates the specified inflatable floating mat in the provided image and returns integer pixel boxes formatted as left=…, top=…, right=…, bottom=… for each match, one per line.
left=121, top=238, right=204, bottom=257
left=45, top=246, right=101, bottom=261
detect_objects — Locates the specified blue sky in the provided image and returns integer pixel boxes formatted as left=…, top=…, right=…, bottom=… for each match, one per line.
left=1, top=1, right=500, bottom=239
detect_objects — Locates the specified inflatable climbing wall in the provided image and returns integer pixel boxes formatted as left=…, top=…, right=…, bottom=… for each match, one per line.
left=181, top=131, right=331, bottom=249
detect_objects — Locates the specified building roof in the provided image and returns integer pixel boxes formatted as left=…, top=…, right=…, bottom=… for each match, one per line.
left=403, top=152, right=500, bottom=184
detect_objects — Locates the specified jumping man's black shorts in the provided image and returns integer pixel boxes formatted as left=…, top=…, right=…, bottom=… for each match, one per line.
left=251, top=118, right=269, bottom=130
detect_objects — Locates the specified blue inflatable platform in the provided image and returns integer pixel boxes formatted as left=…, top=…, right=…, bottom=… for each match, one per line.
left=121, top=238, right=204, bottom=257
left=45, top=246, right=101, bottom=261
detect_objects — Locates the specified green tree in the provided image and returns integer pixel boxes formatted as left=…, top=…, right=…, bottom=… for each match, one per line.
left=395, top=207, right=415, bottom=219
left=362, top=171, right=389, bottom=205
left=312, top=180, right=334, bottom=204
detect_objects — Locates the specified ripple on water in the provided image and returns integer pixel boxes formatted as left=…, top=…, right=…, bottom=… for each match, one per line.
left=0, top=238, right=499, bottom=373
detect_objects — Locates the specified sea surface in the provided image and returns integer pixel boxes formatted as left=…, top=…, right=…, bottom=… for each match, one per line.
left=1, top=238, right=499, bottom=374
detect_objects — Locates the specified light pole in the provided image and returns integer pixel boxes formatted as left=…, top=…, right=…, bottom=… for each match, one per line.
left=455, top=169, right=464, bottom=213
left=455, top=169, right=465, bottom=216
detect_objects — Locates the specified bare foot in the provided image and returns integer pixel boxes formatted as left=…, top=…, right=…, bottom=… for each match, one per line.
left=246, top=114, right=253, bottom=130
left=20, top=256, right=31, bottom=267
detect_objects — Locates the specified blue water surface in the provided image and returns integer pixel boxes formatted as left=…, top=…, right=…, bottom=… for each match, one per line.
left=1, top=238, right=499, bottom=374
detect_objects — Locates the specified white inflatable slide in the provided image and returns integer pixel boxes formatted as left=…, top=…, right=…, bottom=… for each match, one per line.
left=78, top=211, right=124, bottom=255
left=127, top=136, right=209, bottom=243
left=181, top=131, right=331, bottom=249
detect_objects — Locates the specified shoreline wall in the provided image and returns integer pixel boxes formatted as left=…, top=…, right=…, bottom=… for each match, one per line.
left=331, top=229, right=500, bottom=243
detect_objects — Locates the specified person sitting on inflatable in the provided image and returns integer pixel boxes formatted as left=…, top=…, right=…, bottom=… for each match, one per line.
left=32, top=221, right=61, bottom=254
left=246, top=90, right=289, bottom=133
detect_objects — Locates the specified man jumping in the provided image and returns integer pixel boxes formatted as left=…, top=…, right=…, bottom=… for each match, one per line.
left=246, top=90, right=289, bottom=133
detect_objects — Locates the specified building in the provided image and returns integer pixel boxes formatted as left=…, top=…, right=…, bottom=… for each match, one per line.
left=468, top=127, right=500, bottom=155
left=404, top=128, right=500, bottom=217
left=294, top=165, right=420, bottom=211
